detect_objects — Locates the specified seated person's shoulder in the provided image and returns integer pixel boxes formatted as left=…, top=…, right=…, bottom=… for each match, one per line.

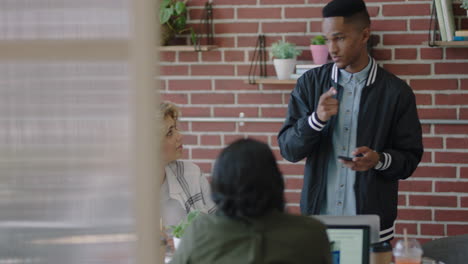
left=180, top=160, right=201, bottom=171
left=269, top=212, right=327, bottom=237
left=168, top=160, right=202, bottom=176
left=268, top=212, right=330, bottom=248
left=181, top=213, right=220, bottom=240
left=280, top=212, right=326, bottom=230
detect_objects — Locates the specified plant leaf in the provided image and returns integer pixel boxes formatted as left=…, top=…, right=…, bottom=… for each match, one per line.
left=160, top=0, right=171, bottom=9
left=187, top=211, right=200, bottom=222
left=174, top=1, right=186, bottom=15
left=190, top=28, right=197, bottom=45
left=311, top=35, right=326, bottom=45
left=270, top=40, right=301, bottom=59
left=170, top=210, right=201, bottom=239
left=173, top=16, right=187, bottom=32
left=160, top=7, right=173, bottom=24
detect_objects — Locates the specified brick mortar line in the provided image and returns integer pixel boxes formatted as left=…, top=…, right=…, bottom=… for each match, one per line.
left=392, top=235, right=450, bottom=238
left=160, top=73, right=468, bottom=78
left=396, top=221, right=468, bottom=225
left=398, top=205, right=468, bottom=209
left=160, top=76, right=251, bottom=80
left=164, top=91, right=290, bottom=94
left=160, top=77, right=256, bottom=80
left=423, top=133, right=468, bottom=137
left=182, top=106, right=287, bottom=109
left=184, top=131, right=276, bottom=134
left=421, top=180, right=467, bottom=184
left=382, top=60, right=468, bottom=63
left=179, top=120, right=467, bottom=125
left=195, top=17, right=432, bottom=23
left=195, top=17, right=462, bottom=22
left=160, top=75, right=466, bottom=79
left=415, top=162, right=467, bottom=165
left=159, top=61, right=468, bottom=65
left=186, top=3, right=430, bottom=9
left=399, top=192, right=468, bottom=195
left=180, top=104, right=289, bottom=107
left=188, top=4, right=327, bottom=8
left=417, top=106, right=463, bottom=109
left=416, top=91, right=468, bottom=95
left=284, top=175, right=305, bottom=178
left=406, top=178, right=468, bottom=181
left=159, top=62, right=468, bottom=67
left=159, top=76, right=468, bottom=81
left=430, top=148, right=468, bottom=151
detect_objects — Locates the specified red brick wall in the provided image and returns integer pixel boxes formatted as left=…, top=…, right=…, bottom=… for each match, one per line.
left=160, top=0, right=468, bottom=242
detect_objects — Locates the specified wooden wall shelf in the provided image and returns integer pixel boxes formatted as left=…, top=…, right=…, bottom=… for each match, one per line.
left=159, top=45, right=218, bottom=52
left=424, top=41, right=468, bottom=47
left=245, top=78, right=297, bottom=85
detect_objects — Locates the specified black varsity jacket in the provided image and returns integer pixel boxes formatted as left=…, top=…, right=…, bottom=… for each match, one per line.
left=278, top=58, right=423, bottom=241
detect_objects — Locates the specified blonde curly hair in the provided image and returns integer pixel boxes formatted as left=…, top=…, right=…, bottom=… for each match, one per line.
left=160, top=101, right=180, bottom=121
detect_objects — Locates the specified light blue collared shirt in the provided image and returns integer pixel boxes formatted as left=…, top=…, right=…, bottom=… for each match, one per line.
left=320, top=58, right=372, bottom=216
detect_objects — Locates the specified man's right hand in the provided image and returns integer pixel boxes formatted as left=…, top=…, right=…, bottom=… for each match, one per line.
left=316, top=87, right=338, bottom=122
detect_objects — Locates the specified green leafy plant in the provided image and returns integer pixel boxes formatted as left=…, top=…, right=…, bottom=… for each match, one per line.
left=461, top=0, right=468, bottom=10
left=169, top=210, right=200, bottom=239
left=269, top=40, right=302, bottom=60
left=159, top=0, right=196, bottom=45
left=311, top=35, right=326, bottom=45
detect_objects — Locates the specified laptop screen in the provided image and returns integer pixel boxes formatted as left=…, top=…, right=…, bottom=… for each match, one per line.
left=312, top=215, right=380, bottom=243
left=326, top=225, right=370, bottom=264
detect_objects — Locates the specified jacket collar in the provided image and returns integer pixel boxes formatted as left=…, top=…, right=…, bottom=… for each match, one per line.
left=331, top=57, right=378, bottom=87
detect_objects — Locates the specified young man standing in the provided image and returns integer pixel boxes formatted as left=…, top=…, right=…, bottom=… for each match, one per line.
left=278, top=0, right=423, bottom=241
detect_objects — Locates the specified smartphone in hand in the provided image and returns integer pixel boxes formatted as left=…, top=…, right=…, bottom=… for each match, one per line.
left=338, top=153, right=363, bottom=161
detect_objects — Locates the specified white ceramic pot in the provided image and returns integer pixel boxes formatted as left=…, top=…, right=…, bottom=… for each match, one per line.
left=173, top=237, right=181, bottom=249
left=309, top=45, right=329, bottom=65
left=273, top=58, right=296, bottom=80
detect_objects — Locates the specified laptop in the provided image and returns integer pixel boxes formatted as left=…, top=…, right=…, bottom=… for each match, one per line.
left=312, top=215, right=380, bottom=243
left=326, top=225, right=370, bottom=264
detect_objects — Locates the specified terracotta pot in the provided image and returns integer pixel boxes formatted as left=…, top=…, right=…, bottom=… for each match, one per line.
left=309, top=45, right=329, bottom=65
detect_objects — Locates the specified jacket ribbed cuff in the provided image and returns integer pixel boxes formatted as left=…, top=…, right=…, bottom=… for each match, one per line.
left=308, top=112, right=327, bottom=131
left=374, top=152, right=392, bottom=171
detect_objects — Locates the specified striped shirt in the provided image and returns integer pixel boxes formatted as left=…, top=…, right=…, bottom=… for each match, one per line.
left=164, top=160, right=216, bottom=218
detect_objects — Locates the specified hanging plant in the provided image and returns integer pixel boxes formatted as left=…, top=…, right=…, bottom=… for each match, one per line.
left=461, top=0, right=468, bottom=10
left=159, top=0, right=196, bottom=45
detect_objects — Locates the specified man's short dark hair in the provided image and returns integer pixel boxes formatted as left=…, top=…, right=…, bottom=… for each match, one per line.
left=323, top=0, right=371, bottom=30
left=210, top=139, right=285, bottom=218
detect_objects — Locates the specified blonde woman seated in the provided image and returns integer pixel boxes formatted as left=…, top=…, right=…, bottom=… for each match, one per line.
left=160, top=101, right=216, bottom=227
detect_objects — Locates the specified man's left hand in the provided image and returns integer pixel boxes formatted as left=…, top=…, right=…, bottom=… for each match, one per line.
left=339, top=146, right=379, bottom=171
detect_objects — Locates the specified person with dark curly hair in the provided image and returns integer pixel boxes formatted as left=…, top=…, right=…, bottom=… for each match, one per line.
left=170, top=139, right=331, bottom=264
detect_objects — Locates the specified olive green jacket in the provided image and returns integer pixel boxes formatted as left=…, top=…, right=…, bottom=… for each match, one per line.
left=170, top=210, right=331, bottom=264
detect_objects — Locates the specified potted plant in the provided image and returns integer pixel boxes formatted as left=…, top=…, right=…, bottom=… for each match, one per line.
left=169, top=210, right=200, bottom=249
left=270, top=40, right=302, bottom=80
left=310, top=35, right=329, bottom=65
left=159, top=0, right=196, bottom=45
left=462, top=0, right=468, bottom=16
